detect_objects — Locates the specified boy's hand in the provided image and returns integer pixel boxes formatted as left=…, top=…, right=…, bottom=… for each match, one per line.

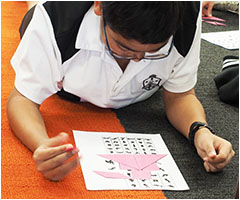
left=33, top=132, right=80, bottom=181
left=194, top=129, right=235, bottom=172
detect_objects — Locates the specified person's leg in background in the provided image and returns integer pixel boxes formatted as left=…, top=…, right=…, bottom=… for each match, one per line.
left=214, top=1, right=239, bottom=14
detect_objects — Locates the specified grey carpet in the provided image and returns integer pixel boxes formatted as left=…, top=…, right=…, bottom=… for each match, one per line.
left=113, top=10, right=239, bottom=199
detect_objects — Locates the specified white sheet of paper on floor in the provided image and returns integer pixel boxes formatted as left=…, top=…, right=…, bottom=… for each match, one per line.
left=73, top=131, right=189, bottom=191
left=201, top=30, right=239, bottom=50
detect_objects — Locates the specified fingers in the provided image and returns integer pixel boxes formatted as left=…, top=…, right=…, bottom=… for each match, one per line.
left=202, top=9, right=209, bottom=17
left=205, top=7, right=213, bottom=17
left=204, top=149, right=235, bottom=172
left=37, top=147, right=79, bottom=172
left=195, top=132, right=235, bottom=172
left=33, top=144, right=74, bottom=162
left=33, top=132, right=81, bottom=181
left=44, top=132, right=69, bottom=148
left=202, top=137, right=235, bottom=172
left=34, top=145, right=80, bottom=181
left=202, top=143, right=217, bottom=160
left=195, top=132, right=216, bottom=160
left=202, top=1, right=214, bottom=17
left=206, top=3, right=214, bottom=17
left=43, top=157, right=80, bottom=181
left=204, top=159, right=229, bottom=173
left=204, top=161, right=217, bottom=172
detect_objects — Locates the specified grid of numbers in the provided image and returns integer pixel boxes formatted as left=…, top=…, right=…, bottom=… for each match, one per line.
left=102, top=136, right=158, bottom=154
left=101, top=136, right=176, bottom=189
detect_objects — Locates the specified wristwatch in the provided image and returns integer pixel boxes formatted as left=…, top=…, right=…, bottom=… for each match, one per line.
left=188, top=121, right=215, bottom=147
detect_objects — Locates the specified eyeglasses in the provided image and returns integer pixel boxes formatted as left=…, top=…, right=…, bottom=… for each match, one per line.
left=102, top=16, right=174, bottom=60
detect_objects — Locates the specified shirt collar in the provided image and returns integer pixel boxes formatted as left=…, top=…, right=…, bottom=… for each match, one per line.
left=75, top=6, right=104, bottom=52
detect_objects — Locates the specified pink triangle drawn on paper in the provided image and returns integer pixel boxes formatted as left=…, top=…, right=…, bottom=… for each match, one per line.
left=94, top=171, right=129, bottom=179
left=134, top=154, right=167, bottom=170
left=98, top=154, right=139, bottom=170
left=98, top=154, right=167, bottom=170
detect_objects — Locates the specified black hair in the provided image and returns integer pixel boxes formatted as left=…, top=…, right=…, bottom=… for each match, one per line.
left=101, top=1, right=184, bottom=44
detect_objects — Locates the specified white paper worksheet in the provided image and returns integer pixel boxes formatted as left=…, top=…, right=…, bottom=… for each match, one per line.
left=73, top=131, right=189, bottom=191
left=201, top=30, right=239, bottom=50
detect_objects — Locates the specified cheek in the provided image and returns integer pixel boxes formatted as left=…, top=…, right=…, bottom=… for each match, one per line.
left=108, top=41, right=121, bottom=52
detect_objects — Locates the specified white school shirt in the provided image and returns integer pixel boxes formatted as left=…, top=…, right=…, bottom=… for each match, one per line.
left=11, top=3, right=201, bottom=109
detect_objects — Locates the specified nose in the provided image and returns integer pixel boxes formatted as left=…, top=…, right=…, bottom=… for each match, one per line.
left=132, top=52, right=145, bottom=62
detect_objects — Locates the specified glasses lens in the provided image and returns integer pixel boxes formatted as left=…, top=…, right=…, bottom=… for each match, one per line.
left=144, top=53, right=168, bottom=59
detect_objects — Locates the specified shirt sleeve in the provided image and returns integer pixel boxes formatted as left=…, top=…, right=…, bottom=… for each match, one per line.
left=162, top=7, right=202, bottom=93
left=11, top=4, right=63, bottom=104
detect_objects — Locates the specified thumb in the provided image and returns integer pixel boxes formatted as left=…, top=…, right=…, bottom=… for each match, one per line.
left=206, top=4, right=214, bottom=17
left=45, top=132, right=69, bottom=148
left=206, top=9, right=212, bottom=17
left=203, top=143, right=217, bottom=161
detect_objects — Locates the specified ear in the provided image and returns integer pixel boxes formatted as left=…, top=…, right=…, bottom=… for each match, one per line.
left=94, top=1, right=102, bottom=16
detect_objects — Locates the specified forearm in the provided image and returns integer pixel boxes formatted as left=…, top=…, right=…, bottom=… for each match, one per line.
left=7, top=87, right=49, bottom=152
left=163, top=88, right=207, bottom=139
left=163, top=88, right=235, bottom=172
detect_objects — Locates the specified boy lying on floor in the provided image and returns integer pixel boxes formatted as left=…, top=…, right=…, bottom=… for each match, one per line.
left=7, top=1, right=234, bottom=181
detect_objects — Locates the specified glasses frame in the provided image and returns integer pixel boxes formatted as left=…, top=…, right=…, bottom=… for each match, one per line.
left=102, top=16, right=174, bottom=60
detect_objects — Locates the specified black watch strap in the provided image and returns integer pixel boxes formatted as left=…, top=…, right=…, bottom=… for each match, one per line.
left=189, top=121, right=215, bottom=146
